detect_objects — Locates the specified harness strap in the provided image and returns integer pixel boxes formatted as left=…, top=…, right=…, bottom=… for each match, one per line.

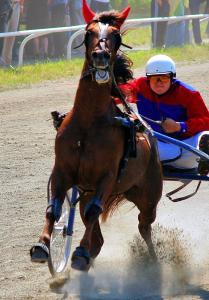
left=111, top=71, right=152, bottom=133
left=166, top=180, right=201, bottom=202
left=81, top=66, right=97, bottom=80
left=111, top=72, right=132, bottom=114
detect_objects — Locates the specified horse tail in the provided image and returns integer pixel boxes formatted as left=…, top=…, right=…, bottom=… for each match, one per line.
left=101, top=194, right=126, bottom=222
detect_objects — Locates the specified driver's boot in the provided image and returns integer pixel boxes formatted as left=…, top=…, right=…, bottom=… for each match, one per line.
left=198, top=134, right=209, bottom=175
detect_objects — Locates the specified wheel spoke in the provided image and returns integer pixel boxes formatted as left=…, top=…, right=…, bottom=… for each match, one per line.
left=48, top=188, right=77, bottom=276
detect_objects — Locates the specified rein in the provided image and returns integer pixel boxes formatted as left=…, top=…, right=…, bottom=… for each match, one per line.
left=140, top=115, right=163, bottom=125
left=80, top=66, right=99, bottom=80
left=110, top=68, right=152, bottom=131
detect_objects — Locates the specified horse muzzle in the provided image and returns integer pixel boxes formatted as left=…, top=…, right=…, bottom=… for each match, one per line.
left=94, top=69, right=110, bottom=84
left=91, top=50, right=110, bottom=84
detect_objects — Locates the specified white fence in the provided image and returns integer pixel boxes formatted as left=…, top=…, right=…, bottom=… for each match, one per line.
left=0, top=14, right=208, bottom=66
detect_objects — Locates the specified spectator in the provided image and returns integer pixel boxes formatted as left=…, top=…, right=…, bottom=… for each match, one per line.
left=206, top=22, right=209, bottom=37
left=151, top=0, right=170, bottom=48
left=67, top=0, right=84, bottom=55
left=26, top=0, right=50, bottom=59
left=205, top=0, right=209, bottom=38
left=0, top=0, right=24, bottom=67
left=121, top=0, right=128, bottom=9
left=90, top=0, right=112, bottom=12
left=189, top=0, right=209, bottom=45
left=165, top=0, right=185, bottom=47
left=68, top=0, right=83, bottom=26
left=189, top=0, right=202, bottom=44
left=49, top=0, right=68, bottom=58
left=184, top=0, right=191, bottom=44
left=0, top=0, right=13, bottom=55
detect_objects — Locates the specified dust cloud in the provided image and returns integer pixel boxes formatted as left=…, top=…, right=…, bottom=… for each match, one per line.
left=48, top=221, right=209, bottom=299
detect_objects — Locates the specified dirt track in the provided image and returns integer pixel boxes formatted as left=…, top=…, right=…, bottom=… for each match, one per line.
left=1, top=60, right=209, bottom=300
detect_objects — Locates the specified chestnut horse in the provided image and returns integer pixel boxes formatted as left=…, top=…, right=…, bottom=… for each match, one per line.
left=30, top=0, right=162, bottom=271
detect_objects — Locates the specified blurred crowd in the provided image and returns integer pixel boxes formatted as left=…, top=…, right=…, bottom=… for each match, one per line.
left=151, top=0, right=209, bottom=48
left=0, top=0, right=209, bottom=68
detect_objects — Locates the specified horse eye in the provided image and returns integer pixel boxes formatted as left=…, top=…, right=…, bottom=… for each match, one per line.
left=85, top=31, right=93, bottom=45
left=113, top=34, right=122, bottom=50
left=86, top=30, right=96, bottom=37
left=85, top=31, right=98, bottom=50
left=85, top=31, right=91, bottom=38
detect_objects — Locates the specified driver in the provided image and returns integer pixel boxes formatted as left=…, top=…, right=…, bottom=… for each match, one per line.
left=118, top=54, right=209, bottom=175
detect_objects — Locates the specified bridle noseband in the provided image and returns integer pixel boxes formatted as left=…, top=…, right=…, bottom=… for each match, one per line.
left=96, top=22, right=110, bottom=53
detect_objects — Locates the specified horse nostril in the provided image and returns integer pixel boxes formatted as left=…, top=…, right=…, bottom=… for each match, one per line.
left=104, top=52, right=110, bottom=60
left=91, top=50, right=110, bottom=69
left=91, top=51, right=97, bottom=59
left=91, top=50, right=110, bottom=61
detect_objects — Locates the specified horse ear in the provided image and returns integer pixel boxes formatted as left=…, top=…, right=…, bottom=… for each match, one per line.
left=82, top=0, right=95, bottom=24
left=117, top=6, right=131, bottom=27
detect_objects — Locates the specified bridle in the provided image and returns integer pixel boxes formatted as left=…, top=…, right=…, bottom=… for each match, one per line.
left=85, top=21, right=120, bottom=78
left=81, top=20, right=131, bottom=83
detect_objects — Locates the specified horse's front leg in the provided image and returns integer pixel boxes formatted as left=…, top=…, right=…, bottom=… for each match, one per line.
left=71, top=220, right=97, bottom=271
left=84, top=171, right=117, bottom=222
left=71, top=172, right=116, bottom=271
left=71, top=193, right=104, bottom=271
left=30, top=166, right=72, bottom=263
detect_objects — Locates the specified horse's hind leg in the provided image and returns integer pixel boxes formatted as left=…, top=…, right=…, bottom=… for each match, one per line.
left=127, top=176, right=162, bottom=260
left=138, top=175, right=162, bottom=259
left=30, top=166, right=71, bottom=263
left=138, top=201, right=158, bottom=259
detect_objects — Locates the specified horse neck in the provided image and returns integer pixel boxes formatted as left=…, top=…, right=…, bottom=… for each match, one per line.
left=73, top=61, right=113, bottom=126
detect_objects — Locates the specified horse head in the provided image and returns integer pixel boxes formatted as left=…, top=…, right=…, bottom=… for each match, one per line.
left=82, top=0, right=131, bottom=84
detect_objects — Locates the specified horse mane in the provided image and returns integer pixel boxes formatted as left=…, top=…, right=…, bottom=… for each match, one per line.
left=113, top=53, right=133, bottom=84
left=93, top=10, right=124, bottom=27
left=111, top=53, right=134, bottom=98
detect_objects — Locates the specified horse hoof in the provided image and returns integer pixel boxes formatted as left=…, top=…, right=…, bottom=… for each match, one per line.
left=30, top=242, right=49, bottom=263
left=71, top=246, right=91, bottom=271
left=71, top=256, right=91, bottom=272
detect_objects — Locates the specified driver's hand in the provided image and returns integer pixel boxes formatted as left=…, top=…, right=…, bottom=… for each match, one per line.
left=127, top=112, right=138, bottom=121
left=161, top=118, right=181, bottom=133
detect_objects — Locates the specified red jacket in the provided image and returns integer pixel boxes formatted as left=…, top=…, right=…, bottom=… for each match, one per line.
left=118, top=77, right=209, bottom=139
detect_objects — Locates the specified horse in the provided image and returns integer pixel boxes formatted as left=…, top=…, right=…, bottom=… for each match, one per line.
left=30, top=0, right=163, bottom=271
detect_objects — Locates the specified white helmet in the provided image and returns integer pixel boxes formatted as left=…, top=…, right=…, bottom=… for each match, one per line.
left=145, top=54, right=176, bottom=77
